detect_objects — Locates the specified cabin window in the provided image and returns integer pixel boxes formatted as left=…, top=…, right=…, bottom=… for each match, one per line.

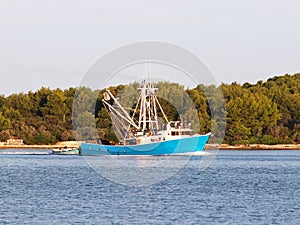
left=171, top=131, right=179, bottom=136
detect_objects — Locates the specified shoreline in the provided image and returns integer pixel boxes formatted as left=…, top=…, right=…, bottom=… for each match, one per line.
left=0, top=143, right=299, bottom=150
left=0, top=141, right=80, bottom=150
left=207, top=144, right=300, bottom=150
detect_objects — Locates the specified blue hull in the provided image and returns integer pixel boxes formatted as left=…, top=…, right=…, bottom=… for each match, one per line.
left=80, top=134, right=210, bottom=156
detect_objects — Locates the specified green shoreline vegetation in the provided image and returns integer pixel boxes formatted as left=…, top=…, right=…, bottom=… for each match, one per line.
left=0, top=73, right=299, bottom=146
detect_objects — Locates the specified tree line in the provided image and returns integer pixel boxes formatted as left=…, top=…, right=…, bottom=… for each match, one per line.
left=0, top=73, right=299, bottom=145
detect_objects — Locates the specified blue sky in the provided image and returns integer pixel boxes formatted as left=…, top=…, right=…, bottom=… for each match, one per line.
left=0, top=0, right=299, bottom=95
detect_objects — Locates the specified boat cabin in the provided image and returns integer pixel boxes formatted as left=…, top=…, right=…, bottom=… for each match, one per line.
left=170, top=130, right=193, bottom=136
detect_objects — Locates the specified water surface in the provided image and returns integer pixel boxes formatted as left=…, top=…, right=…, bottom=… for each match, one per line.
left=0, top=150, right=299, bottom=224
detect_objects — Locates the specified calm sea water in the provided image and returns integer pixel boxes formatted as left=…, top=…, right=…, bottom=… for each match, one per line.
left=0, top=150, right=299, bottom=225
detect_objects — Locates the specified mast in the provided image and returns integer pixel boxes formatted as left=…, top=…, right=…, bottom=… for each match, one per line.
left=136, top=57, right=161, bottom=133
left=102, top=57, right=169, bottom=141
left=137, top=81, right=159, bottom=132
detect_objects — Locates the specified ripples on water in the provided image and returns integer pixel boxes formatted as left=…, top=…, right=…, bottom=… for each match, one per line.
left=0, top=150, right=299, bottom=224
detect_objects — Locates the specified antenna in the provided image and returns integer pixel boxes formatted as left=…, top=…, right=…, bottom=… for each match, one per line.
left=145, top=51, right=152, bottom=84
left=149, top=51, right=152, bottom=81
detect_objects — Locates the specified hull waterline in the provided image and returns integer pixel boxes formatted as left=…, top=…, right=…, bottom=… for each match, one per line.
left=80, top=133, right=210, bottom=156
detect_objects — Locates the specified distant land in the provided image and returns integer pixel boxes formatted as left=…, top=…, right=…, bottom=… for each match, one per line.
left=0, top=73, right=299, bottom=147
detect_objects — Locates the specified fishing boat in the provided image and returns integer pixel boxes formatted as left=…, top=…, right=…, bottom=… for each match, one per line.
left=80, top=79, right=210, bottom=156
